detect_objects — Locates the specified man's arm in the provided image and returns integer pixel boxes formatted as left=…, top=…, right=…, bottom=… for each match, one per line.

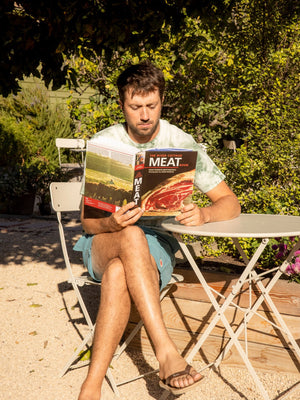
left=80, top=200, right=144, bottom=234
left=175, top=181, right=241, bottom=226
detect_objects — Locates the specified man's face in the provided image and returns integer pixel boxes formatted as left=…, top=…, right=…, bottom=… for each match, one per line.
left=120, top=88, right=163, bottom=143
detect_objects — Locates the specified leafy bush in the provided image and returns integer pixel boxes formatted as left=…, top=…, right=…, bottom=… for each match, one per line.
left=0, top=83, right=75, bottom=211
left=60, top=6, right=299, bottom=268
left=3, top=3, right=297, bottom=266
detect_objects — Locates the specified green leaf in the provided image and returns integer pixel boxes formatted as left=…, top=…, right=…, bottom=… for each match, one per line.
left=78, top=348, right=91, bottom=361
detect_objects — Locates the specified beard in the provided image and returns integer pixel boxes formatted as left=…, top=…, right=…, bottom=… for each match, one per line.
left=126, top=119, right=160, bottom=142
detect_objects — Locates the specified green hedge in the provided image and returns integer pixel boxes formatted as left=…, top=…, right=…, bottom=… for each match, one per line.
left=0, top=83, right=75, bottom=207
left=1, top=5, right=299, bottom=269
left=61, top=9, right=300, bottom=268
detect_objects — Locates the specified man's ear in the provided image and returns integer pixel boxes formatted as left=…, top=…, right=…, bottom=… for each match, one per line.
left=119, top=99, right=124, bottom=110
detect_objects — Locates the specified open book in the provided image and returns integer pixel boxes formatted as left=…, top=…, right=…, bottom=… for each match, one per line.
left=83, top=136, right=198, bottom=217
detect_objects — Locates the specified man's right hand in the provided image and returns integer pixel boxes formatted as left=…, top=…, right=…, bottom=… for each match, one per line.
left=109, top=202, right=144, bottom=231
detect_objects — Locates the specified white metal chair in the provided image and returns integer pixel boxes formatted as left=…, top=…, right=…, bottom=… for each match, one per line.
left=55, top=138, right=85, bottom=171
left=50, top=181, right=184, bottom=395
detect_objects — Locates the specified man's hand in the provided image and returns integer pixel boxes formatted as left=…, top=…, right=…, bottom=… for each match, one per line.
left=81, top=200, right=144, bottom=234
left=109, top=202, right=144, bottom=231
left=175, top=203, right=208, bottom=226
left=175, top=181, right=241, bottom=227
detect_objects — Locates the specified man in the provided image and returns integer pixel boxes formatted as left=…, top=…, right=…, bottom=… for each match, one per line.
left=75, top=61, right=241, bottom=400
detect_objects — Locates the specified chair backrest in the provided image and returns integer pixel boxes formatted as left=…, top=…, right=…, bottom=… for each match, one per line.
left=55, top=138, right=85, bottom=150
left=50, top=181, right=82, bottom=212
left=55, top=138, right=85, bottom=170
left=49, top=182, right=82, bottom=272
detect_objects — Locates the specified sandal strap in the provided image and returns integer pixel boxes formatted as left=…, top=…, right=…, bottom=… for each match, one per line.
left=165, top=364, right=192, bottom=385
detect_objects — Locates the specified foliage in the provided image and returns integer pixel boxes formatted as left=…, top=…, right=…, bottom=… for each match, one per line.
left=0, top=0, right=197, bottom=95
left=65, top=3, right=299, bottom=217
left=285, top=251, right=300, bottom=284
left=0, top=1, right=299, bottom=270
left=272, top=238, right=300, bottom=284
left=192, top=13, right=300, bottom=264
left=168, top=3, right=299, bottom=267
left=61, top=4, right=300, bottom=272
left=0, top=83, right=74, bottom=206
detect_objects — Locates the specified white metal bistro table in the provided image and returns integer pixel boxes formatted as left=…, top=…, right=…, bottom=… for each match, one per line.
left=161, top=214, right=300, bottom=400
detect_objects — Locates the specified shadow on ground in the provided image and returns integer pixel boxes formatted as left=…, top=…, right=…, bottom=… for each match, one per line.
left=0, top=213, right=82, bottom=268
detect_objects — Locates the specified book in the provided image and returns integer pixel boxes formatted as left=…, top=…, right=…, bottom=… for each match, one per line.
left=83, top=136, right=198, bottom=217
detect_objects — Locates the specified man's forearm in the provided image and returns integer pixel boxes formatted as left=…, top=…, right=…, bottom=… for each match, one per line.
left=201, top=194, right=241, bottom=224
left=81, top=216, right=115, bottom=235
left=80, top=199, right=116, bottom=234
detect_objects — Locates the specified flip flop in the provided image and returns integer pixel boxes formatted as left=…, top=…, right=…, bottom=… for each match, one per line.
left=159, top=364, right=204, bottom=395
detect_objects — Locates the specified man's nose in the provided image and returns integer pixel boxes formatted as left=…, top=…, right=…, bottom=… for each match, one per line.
left=140, top=107, right=149, bottom=120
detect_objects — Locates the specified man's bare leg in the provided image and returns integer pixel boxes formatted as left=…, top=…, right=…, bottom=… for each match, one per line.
left=115, top=227, right=203, bottom=390
left=78, top=258, right=131, bottom=400
left=78, top=226, right=202, bottom=399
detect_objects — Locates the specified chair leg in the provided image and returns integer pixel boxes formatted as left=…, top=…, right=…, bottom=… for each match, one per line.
left=59, top=329, right=94, bottom=377
left=59, top=328, right=121, bottom=396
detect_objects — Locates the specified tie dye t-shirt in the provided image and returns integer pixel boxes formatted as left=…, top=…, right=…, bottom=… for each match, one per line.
left=91, top=119, right=225, bottom=193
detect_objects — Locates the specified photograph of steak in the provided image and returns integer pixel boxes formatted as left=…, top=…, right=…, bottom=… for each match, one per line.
left=141, top=169, right=195, bottom=215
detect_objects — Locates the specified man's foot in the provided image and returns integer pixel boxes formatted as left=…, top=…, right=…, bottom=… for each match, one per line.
left=159, top=364, right=204, bottom=395
left=159, top=355, right=203, bottom=395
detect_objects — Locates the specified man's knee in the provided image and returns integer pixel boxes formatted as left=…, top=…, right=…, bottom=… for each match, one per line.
left=102, top=258, right=126, bottom=289
left=119, top=225, right=148, bottom=249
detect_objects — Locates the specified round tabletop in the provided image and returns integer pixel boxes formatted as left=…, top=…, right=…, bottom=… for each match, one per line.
left=161, top=214, right=300, bottom=238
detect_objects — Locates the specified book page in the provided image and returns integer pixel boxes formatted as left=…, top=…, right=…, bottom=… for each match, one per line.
left=84, top=141, right=136, bottom=210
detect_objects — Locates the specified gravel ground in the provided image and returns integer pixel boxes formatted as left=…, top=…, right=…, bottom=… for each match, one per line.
left=1, top=215, right=300, bottom=400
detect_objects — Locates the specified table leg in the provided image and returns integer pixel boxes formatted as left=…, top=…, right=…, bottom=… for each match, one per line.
left=177, top=235, right=268, bottom=362
left=215, top=238, right=300, bottom=366
left=175, top=235, right=271, bottom=400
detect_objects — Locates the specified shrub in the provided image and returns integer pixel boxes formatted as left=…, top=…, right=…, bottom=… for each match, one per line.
left=0, top=83, right=75, bottom=211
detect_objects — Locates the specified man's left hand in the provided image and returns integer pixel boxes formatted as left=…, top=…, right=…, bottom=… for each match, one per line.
left=175, top=203, right=208, bottom=226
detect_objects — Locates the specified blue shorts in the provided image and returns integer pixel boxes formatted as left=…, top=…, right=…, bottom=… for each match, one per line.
left=73, top=226, right=180, bottom=290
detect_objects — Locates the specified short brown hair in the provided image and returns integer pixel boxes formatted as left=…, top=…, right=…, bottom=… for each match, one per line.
left=117, top=61, right=165, bottom=104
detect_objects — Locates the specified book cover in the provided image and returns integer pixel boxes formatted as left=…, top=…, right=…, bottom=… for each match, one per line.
left=83, top=136, right=198, bottom=217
